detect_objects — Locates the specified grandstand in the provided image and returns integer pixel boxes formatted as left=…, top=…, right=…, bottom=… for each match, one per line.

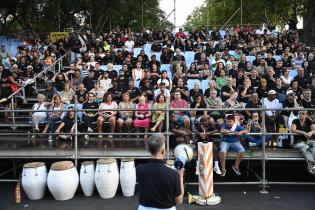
left=0, top=25, right=315, bottom=191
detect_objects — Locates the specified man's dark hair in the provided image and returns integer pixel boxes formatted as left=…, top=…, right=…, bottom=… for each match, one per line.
left=226, top=115, right=235, bottom=121
left=148, top=134, right=165, bottom=155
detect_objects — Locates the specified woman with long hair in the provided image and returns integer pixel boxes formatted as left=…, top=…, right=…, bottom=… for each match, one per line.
left=97, top=92, right=118, bottom=139
left=151, top=94, right=167, bottom=133
left=134, top=95, right=151, bottom=139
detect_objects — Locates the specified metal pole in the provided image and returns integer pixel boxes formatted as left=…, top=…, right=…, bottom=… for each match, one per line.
left=260, top=100, right=268, bottom=194
left=11, top=97, right=16, bottom=130
left=166, top=101, right=170, bottom=160
left=58, top=0, right=61, bottom=32
left=74, top=100, right=78, bottom=168
left=141, top=0, right=144, bottom=28
left=219, top=6, right=241, bottom=31
left=89, top=0, right=92, bottom=30
left=241, top=0, right=243, bottom=26
left=174, top=0, right=176, bottom=31
left=207, top=0, right=210, bottom=31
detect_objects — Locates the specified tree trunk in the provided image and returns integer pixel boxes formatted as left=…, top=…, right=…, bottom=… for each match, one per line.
left=303, top=0, right=315, bottom=46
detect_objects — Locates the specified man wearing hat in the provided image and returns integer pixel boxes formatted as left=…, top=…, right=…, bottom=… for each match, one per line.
left=261, top=90, right=284, bottom=132
left=281, top=90, right=300, bottom=122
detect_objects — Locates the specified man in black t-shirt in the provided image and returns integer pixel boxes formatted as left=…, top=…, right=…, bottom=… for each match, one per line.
left=291, top=111, right=315, bottom=175
left=136, top=134, right=184, bottom=209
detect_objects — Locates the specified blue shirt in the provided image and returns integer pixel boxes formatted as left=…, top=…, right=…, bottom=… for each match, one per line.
left=222, top=123, right=245, bottom=143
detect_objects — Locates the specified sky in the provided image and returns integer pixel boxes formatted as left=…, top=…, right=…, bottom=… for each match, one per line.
left=159, top=0, right=204, bottom=29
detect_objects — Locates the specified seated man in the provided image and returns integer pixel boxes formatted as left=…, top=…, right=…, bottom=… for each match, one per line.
left=169, top=111, right=191, bottom=147
left=195, top=115, right=222, bottom=174
left=291, top=111, right=315, bottom=175
left=170, top=90, right=190, bottom=129
left=220, top=115, right=248, bottom=176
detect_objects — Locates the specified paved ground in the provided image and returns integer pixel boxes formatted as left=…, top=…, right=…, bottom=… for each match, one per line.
left=1, top=183, right=314, bottom=210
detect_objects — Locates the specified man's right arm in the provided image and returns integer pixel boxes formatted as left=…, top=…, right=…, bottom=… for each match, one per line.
left=175, top=169, right=184, bottom=205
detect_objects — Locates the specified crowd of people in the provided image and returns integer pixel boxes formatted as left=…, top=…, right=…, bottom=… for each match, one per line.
left=0, top=24, right=315, bottom=175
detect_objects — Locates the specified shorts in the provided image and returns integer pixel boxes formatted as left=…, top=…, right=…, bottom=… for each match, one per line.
left=220, top=141, right=245, bottom=153
left=175, top=114, right=189, bottom=124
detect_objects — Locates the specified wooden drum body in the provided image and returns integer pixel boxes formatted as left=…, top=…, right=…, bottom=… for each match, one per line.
left=80, top=161, right=95, bottom=196
left=47, top=161, right=79, bottom=201
left=21, top=162, right=47, bottom=200
left=95, top=158, right=119, bottom=199
left=120, top=158, right=136, bottom=197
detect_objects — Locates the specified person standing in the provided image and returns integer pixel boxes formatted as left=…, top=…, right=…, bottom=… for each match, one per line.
left=136, top=134, right=184, bottom=210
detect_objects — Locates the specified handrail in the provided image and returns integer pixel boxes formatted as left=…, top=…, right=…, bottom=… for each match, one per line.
left=7, top=51, right=70, bottom=100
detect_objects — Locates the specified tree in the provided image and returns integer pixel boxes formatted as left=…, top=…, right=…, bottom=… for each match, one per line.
left=303, top=0, right=315, bottom=46
left=0, top=0, right=174, bottom=36
left=183, top=0, right=305, bottom=31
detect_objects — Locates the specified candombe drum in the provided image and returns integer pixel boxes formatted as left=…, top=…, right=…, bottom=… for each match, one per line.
left=21, top=162, right=47, bottom=200
left=80, top=161, right=95, bottom=196
left=95, top=158, right=119, bottom=199
left=47, top=161, right=79, bottom=201
left=120, top=158, right=136, bottom=197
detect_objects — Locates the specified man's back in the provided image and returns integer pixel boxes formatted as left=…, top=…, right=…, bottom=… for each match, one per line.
left=136, top=159, right=181, bottom=209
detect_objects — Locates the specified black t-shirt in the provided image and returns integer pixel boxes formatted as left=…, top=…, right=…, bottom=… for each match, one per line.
left=82, top=76, right=97, bottom=92
left=136, top=159, right=181, bottom=209
left=128, top=87, right=141, bottom=101
left=82, top=101, right=98, bottom=115
left=249, top=76, right=261, bottom=88
left=62, top=115, right=79, bottom=132
left=75, top=90, right=88, bottom=104
left=239, top=86, right=254, bottom=103
left=292, top=118, right=313, bottom=143
left=107, top=86, right=123, bottom=102
left=221, top=85, right=237, bottom=101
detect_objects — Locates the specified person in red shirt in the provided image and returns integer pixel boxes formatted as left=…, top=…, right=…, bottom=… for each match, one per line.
left=170, top=90, right=190, bottom=128
left=175, top=28, right=186, bottom=39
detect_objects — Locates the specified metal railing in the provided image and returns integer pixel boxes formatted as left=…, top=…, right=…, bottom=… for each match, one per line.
left=0, top=104, right=314, bottom=190
left=7, top=52, right=70, bottom=130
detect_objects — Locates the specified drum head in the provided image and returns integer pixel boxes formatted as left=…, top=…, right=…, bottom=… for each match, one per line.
left=121, top=158, right=134, bottom=163
left=51, top=161, right=74, bottom=171
left=81, top=161, right=94, bottom=166
left=97, top=158, right=116, bottom=164
left=24, top=162, right=45, bottom=168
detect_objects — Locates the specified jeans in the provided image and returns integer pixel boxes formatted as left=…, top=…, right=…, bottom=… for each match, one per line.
left=244, top=134, right=272, bottom=146
left=138, top=205, right=176, bottom=210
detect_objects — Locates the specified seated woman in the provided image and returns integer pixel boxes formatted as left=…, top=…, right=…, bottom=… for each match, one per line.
left=42, top=95, right=65, bottom=141
left=58, top=82, right=75, bottom=104
left=55, top=107, right=79, bottom=149
left=97, top=92, right=118, bottom=139
left=190, top=93, right=208, bottom=131
left=291, top=111, right=315, bottom=175
left=82, top=92, right=99, bottom=137
left=151, top=94, right=167, bottom=133
left=134, top=95, right=151, bottom=139
left=31, top=94, right=50, bottom=138
left=90, top=81, right=105, bottom=104
left=117, top=93, right=134, bottom=135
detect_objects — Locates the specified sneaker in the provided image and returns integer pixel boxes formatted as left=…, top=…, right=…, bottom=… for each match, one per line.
left=84, top=135, right=89, bottom=140
left=214, top=165, right=222, bottom=175
left=249, top=142, right=257, bottom=147
left=98, top=135, right=103, bottom=139
left=232, top=165, right=242, bottom=175
left=220, top=170, right=226, bottom=177
left=48, top=135, right=53, bottom=142
left=31, top=135, right=37, bottom=139
left=87, top=127, right=93, bottom=132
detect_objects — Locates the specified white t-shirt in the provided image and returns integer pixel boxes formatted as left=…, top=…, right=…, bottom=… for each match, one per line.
left=100, top=78, right=112, bottom=92
left=261, top=98, right=283, bottom=116
left=125, top=40, right=135, bottom=49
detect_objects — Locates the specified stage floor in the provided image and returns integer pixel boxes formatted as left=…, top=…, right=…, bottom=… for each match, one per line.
left=0, top=183, right=314, bottom=210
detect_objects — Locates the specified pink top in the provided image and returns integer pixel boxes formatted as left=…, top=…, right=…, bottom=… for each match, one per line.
left=99, top=102, right=118, bottom=115
left=135, top=103, right=151, bottom=117
left=170, top=99, right=189, bottom=115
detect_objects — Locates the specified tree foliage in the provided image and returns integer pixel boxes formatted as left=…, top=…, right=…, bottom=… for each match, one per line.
left=183, top=0, right=305, bottom=30
left=0, top=0, right=174, bottom=36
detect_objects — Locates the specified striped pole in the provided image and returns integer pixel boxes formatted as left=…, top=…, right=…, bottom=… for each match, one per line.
left=198, top=142, right=213, bottom=197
